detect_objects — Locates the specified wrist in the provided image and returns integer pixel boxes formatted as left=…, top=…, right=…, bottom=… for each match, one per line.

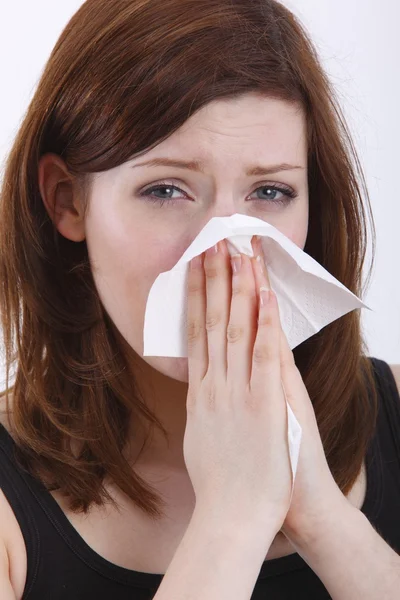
left=284, top=496, right=358, bottom=552
left=192, top=502, right=281, bottom=550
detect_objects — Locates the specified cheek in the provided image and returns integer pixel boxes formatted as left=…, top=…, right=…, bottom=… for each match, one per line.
left=283, top=226, right=308, bottom=250
left=144, top=356, right=189, bottom=383
left=86, top=203, right=180, bottom=292
left=85, top=210, right=192, bottom=357
left=275, top=205, right=309, bottom=250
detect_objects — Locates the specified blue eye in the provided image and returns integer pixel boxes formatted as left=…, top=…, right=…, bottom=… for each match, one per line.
left=250, top=186, right=298, bottom=204
left=139, top=180, right=298, bottom=207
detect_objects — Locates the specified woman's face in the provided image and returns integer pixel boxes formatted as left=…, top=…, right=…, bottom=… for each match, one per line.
left=85, top=93, right=309, bottom=383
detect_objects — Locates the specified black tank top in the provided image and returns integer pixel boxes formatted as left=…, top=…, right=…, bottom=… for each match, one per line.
left=0, top=357, right=400, bottom=600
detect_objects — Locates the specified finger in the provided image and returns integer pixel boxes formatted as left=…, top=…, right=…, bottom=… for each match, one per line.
left=251, top=236, right=296, bottom=390
left=203, top=239, right=231, bottom=378
left=249, top=237, right=281, bottom=394
left=279, top=328, right=309, bottom=418
left=187, top=251, right=208, bottom=389
left=279, top=327, right=296, bottom=372
left=226, top=251, right=258, bottom=388
left=252, top=235, right=272, bottom=293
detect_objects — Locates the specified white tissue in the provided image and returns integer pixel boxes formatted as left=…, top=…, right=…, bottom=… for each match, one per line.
left=143, top=213, right=370, bottom=486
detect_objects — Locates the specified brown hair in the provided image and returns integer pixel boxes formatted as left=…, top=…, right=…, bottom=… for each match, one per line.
left=0, top=0, right=377, bottom=517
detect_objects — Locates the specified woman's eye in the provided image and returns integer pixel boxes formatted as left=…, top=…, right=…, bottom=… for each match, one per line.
left=140, top=184, right=185, bottom=204
left=249, top=186, right=298, bottom=205
left=139, top=181, right=298, bottom=207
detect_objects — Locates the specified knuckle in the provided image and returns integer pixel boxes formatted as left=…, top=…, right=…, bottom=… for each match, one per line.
left=187, top=319, right=202, bottom=345
left=243, top=395, right=260, bottom=412
left=253, top=342, right=277, bottom=364
left=203, top=260, right=220, bottom=280
left=201, top=379, right=217, bottom=410
left=232, top=281, right=253, bottom=299
left=257, top=312, right=274, bottom=328
left=187, top=279, right=203, bottom=295
left=226, top=323, right=245, bottom=344
left=205, top=385, right=216, bottom=409
left=242, top=385, right=267, bottom=412
left=205, top=311, right=222, bottom=331
left=281, top=351, right=295, bottom=369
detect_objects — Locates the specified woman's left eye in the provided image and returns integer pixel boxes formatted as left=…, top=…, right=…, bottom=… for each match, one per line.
left=139, top=181, right=298, bottom=207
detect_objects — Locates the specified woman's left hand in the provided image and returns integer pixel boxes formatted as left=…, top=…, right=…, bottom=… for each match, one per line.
left=252, top=236, right=350, bottom=544
left=278, top=327, right=350, bottom=543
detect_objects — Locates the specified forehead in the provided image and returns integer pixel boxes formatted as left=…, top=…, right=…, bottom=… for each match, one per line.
left=140, top=94, right=307, bottom=167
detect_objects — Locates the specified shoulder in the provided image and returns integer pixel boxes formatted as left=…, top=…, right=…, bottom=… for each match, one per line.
left=0, top=393, right=27, bottom=599
left=389, top=364, right=400, bottom=396
left=0, top=537, right=17, bottom=599
left=0, top=489, right=26, bottom=600
left=370, top=361, right=400, bottom=397
left=0, top=467, right=28, bottom=600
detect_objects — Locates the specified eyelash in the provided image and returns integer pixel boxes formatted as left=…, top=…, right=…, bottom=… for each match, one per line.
left=139, top=180, right=298, bottom=208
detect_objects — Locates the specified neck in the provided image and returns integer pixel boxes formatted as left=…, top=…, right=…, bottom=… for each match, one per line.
left=128, top=353, right=189, bottom=473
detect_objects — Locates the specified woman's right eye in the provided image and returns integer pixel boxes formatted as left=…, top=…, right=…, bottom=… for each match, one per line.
left=139, top=182, right=187, bottom=207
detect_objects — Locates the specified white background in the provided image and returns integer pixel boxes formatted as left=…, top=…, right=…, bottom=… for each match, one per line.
left=0, top=0, right=399, bottom=384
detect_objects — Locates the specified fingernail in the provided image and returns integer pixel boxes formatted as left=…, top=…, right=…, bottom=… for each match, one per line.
left=206, top=243, right=219, bottom=257
left=231, top=254, right=242, bottom=274
left=254, top=235, right=263, bottom=253
left=256, top=253, right=265, bottom=276
left=190, top=254, right=203, bottom=270
left=260, top=286, right=270, bottom=307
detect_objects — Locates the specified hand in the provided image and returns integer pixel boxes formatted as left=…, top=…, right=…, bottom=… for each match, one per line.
left=246, top=236, right=349, bottom=543
left=183, top=236, right=293, bottom=535
left=277, top=323, right=350, bottom=543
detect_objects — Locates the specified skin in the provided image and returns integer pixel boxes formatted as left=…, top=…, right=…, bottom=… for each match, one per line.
left=39, top=92, right=309, bottom=471
left=0, top=91, right=397, bottom=600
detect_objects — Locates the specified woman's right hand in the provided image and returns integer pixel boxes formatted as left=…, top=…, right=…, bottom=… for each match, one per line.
left=183, top=236, right=293, bottom=535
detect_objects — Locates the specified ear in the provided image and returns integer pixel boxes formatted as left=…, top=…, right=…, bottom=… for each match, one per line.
left=38, top=153, right=86, bottom=242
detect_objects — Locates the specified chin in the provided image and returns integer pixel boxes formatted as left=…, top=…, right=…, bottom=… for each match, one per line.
left=140, top=355, right=189, bottom=383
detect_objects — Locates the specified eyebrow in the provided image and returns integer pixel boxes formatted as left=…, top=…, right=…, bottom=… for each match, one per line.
left=130, top=158, right=304, bottom=176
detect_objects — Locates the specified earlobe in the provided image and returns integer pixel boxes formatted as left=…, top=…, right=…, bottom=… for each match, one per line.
left=38, top=153, right=86, bottom=242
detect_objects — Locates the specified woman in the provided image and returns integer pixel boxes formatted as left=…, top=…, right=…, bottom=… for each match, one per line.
left=0, top=0, right=399, bottom=598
